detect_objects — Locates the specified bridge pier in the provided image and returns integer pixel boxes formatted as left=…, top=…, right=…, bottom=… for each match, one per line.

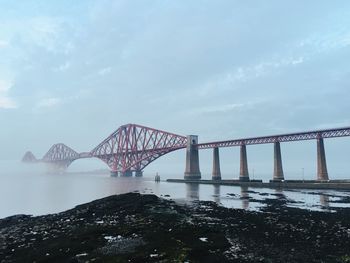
left=184, top=135, right=201, bottom=180
left=121, top=170, right=133, bottom=177
left=134, top=170, right=143, bottom=177
left=273, top=142, right=284, bottom=181
left=212, top=147, right=221, bottom=180
left=110, top=171, right=119, bottom=177
left=317, top=138, right=329, bottom=181
left=239, top=144, right=249, bottom=182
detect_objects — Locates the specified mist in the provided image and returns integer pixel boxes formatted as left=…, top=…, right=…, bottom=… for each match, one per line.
left=0, top=1, right=350, bottom=179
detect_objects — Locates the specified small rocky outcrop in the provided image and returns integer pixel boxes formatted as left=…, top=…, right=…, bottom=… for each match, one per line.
left=0, top=193, right=350, bottom=262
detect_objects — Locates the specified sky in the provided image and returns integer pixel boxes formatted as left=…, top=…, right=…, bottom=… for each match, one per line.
left=0, top=1, right=350, bottom=179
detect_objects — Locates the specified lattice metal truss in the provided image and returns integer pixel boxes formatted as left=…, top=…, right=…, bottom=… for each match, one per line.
left=42, top=143, right=79, bottom=165
left=21, top=151, right=37, bottom=163
left=90, top=124, right=187, bottom=172
left=197, top=127, right=350, bottom=149
left=26, top=125, right=350, bottom=171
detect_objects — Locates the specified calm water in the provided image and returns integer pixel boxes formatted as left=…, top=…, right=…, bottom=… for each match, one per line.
left=0, top=161, right=350, bottom=218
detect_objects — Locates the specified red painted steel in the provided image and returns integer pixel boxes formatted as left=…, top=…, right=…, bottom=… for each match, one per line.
left=43, top=143, right=79, bottom=161
left=29, top=125, right=350, bottom=172
left=40, top=143, right=80, bottom=169
left=22, top=151, right=37, bottom=163
left=90, top=124, right=187, bottom=172
left=197, top=126, right=350, bottom=149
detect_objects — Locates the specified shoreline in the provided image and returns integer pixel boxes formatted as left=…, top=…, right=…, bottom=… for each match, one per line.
left=1, top=192, right=350, bottom=262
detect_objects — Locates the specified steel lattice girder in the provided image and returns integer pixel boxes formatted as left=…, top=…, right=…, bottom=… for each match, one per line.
left=197, top=127, right=350, bottom=149
left=33, top=125, right=350, bottom=171
left=90, top=124, right=187, bottom=172
left=22, top=151, right=37, bottom=163
left=42, top=143, right=79, bottom=162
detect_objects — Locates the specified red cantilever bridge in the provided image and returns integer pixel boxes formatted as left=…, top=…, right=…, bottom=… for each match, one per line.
left=23, top=124, right=188, bottom=177
left=22, top=124, right=350, bottom=180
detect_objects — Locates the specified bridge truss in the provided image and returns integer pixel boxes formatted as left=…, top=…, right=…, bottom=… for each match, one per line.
left=90, top=124, right=187, bottom=172
left=41, top=143, right=80, bottom=168
left=23, top=125, right=350, bottom=174
left=197, top=127, right=350, bottom=149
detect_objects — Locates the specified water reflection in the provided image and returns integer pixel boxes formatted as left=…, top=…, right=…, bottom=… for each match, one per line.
left=320, top=194, right=330, bottom=207
left=1, top=165, right=350, bottom=218
left=240, top=186, right=249, bottom=209
left=213, top=185, right=221, bottom=204
left=186, top=183, right=199, bottom=201
left=274, top=188, right=286, bottom=199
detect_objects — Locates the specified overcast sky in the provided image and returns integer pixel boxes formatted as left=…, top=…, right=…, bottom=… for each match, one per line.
left=1, top=1, right=350, bottom=179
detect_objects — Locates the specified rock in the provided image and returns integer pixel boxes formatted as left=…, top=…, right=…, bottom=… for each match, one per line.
left=0, top=193, right=349, bottom=262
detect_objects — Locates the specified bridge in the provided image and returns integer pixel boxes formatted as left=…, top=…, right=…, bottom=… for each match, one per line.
left=22, top=124, right=350, bottom=181
left=23, top=124, right=187, bottom=177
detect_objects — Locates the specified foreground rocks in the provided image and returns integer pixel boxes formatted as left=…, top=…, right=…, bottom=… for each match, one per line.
left=0, top=193, right=350, bottom=262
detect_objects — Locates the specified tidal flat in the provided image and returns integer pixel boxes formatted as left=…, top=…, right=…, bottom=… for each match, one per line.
left=0, top=192, right=350, bottom=262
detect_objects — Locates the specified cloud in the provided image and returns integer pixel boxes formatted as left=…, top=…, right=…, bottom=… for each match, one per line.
left=36, top=97, right=61, bottom=108
left=98, top=67, right=112, bottom=76
left=315, top=120, right=350, bottom=130
left=192, top=103, right=245, bottom=115
left=197, top=23, right=349, bottom=98
left=197, top=22, right=350, bottom=98
left=308, top=32, right=350, bottom=51
left=296, top=26, right=350, bottom=56
left=0, top=79, right=17, bottom=109
left=35, top=94, right=84, bottom=110
left=198, top=55, right=305, bottom=96
left=26, top=16, right=64, bottom=51
left=0, top=79, right=12, bottom=92
left=0, top=97, right=17, bottom=109
left=0, top=40, right=9, bottom=48
left=236, top=56, right=305, bottom=80
left=0, top=15, right=69, bottom=54
left=54, top=61, right=71, bottom=72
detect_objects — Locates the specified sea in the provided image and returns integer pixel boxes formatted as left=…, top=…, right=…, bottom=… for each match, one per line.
left=0, top=160, right=350, bottom=219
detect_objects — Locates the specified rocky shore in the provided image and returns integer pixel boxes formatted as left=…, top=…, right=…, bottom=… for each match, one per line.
left=1, top=193, right=350, bottom=262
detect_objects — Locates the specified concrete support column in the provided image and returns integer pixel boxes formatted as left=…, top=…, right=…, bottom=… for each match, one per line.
left=110, top=171, right=119, bottom=177
left=273, top=142, right=284, bottom=181
left=134, top=170, right=143, bottom=177
left=121, top=170, right=132, bottom=177
left=212, top=147, right=221, bottom=180
left=239, top=144, right=249, bottom=182
left=184, top=135, right=201, bottom=180
left=317, top=138, right=329, bottom=181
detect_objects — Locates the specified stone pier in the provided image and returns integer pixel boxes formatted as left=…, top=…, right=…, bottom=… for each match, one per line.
left=317, top=138, right=329, bottom=181
left=239, top=144, right=249, bottom=182
left=110, top=171, right=119, bottom=177
left=184, top=135, right=201, bottom=180
left=212, top=147, right=221, bottom=180
left=273, top=141, right=284, bottom=181
left=121, top=170, right=133, bottom=177
left=134, top=170, right=143, bottom=177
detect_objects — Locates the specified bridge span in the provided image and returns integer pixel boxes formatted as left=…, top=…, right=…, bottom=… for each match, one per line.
left=22, top=124, right=350, bottom=181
